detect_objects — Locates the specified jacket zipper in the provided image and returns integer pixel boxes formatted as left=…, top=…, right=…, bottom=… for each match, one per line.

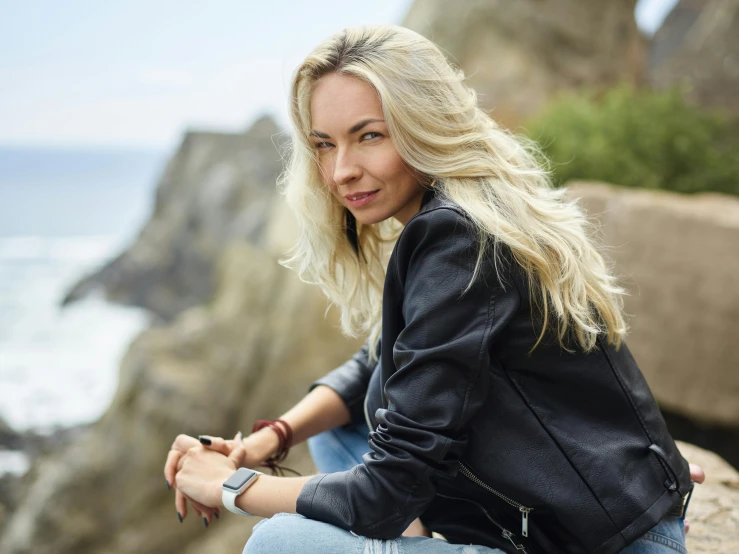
left=436, top=492, right=530, bottom=553
left=458, top=462, right=534, bottom=538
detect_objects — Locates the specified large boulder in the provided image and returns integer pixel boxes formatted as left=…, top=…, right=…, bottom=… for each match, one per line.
left=564, top=181, right=739, bottom=428
left=677, top=441, right=739, bottom=553
left=60, top=115, right=285, bottom=322
left=402, top=0, right=647, bottom=128
left=650, top=0, right=739, bottom=114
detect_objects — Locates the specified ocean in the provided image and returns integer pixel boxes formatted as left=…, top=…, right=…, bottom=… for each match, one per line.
left=0, top=146, right=168, bottom=474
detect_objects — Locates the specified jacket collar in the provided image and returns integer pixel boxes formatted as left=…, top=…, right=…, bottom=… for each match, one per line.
left=408, top=186, right=465, bottom=226
left=418, top=186, right=440, bottom=212
left=412, top=186, right=449, bottom=220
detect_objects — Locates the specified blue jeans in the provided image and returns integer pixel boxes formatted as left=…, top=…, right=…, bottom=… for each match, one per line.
left=243, top=419, right=687, bottom=554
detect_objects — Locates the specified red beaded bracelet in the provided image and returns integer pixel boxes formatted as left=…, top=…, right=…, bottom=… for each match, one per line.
left=251, top=419, right=302, bottom=477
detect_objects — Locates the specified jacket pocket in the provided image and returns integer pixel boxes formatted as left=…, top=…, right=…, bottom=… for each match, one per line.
left=648, top=443, right=680, bottom=491
left=435, top=491, right=533, bottom=554
left=597, top=337, right=683, bottom=492
left=458, top=461, right=535, bottom=538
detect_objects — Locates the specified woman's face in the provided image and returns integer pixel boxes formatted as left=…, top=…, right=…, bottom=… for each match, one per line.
left=309, top=72, right=426, bottom=226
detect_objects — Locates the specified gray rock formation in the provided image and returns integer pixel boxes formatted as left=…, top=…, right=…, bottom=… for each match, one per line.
left=0, top=416, right=21, bottom=451
left=0, top=235, right=364, bottom=554
left=60, top=115, right=286, bottom=322
left=650, top=0, right=739, bottom=113
left=403, top=0, right=647, bottom=128
left=565, top=182, right=739, bottom=428
left=677, top=442, right=739, bottom=553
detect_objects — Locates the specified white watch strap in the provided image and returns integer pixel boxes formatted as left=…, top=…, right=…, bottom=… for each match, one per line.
left=222, top=468, right=264, bottom=517
left=222, top=487, right=254, bottom=516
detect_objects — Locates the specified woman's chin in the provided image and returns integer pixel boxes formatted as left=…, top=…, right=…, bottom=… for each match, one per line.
left=351, top=209, right=387, bottom=226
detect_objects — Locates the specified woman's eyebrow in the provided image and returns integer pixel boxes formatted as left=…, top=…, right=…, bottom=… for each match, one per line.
left=310, top=118, right=385, bottom=139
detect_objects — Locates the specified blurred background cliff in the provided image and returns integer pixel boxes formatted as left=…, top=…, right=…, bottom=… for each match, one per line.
left=1, top=0, right=738, bottom=552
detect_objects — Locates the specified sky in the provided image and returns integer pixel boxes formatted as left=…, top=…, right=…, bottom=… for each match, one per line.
left=0, top=0, right=680, bottom=151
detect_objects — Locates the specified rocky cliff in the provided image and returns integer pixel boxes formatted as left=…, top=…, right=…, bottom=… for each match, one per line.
left=0, top=230, right=364, bottom=554
left=403, top=0, right=738, bottom=123
left=676, top=442, right=739, bottom=553
left=61, top=115, right=285, bottom=322
left=650, top=0, right=739, bottom=113
left=402, top=0, right=647, bottom=128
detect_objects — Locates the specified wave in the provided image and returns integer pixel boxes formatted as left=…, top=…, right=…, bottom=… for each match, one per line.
left=0, top=235, right=123, bottom=262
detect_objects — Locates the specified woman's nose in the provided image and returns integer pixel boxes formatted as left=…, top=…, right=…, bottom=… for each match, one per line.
left=332, top=148, right=362, bottom=186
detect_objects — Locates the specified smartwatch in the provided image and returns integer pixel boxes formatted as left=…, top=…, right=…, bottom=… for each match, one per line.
left=222, top=467, right=264, bottom=516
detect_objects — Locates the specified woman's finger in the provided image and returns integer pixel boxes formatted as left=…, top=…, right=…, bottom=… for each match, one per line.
left=191, top=498, right=216, bottom=527
left=191, top=499, right=203, bottom=518
left=176, top=445, right=203, bottom=473
left=198, top=435, right=233, bottom=456
left=228, top=445, right=247, bottom=468
left=684, top=519, right=690, bottom=534
left=165, top=434, right=201, bottom=490
left=171, top=433, right=200, bottom=453
left=175, top=488, right=187, bottom=522
left=689, top=463, right=705, bottom=485
left=164, top=449, right=182, bottom=489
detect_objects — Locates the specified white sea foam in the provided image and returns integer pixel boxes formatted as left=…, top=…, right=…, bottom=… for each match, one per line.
left=0, top=235, right=124, bottom=262
left=0, top=146, right=164, bottom=476
left=0, top=235, right=149, bottom=441
left=0, top=450, right=30, bottom=476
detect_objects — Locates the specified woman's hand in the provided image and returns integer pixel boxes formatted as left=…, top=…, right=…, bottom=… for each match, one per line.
left=164, top=432, right=241, bottom=525
left=684, top=463, right=705, bottom=534
left=174, top=444, right=246, bottom=509
left=164, top=429, right=280, bottom=525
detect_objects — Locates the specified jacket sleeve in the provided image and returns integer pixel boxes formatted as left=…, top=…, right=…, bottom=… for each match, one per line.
left=296, top=208, right=521, bottom=538
left=307, top=338, right=379, bottom=428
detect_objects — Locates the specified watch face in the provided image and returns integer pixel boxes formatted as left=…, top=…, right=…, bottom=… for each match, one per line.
left=223, top=468, right=257, bottom=491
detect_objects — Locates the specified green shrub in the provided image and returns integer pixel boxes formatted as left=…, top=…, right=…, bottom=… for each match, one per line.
left=524, top=85, right=739, bottom=196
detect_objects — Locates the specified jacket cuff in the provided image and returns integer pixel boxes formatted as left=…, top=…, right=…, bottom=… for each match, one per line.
left=296, top=473, right=327, bottom=515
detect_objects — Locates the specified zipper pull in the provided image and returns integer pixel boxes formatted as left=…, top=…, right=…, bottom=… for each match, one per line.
left=502, top=530, right=529, bottom=553
left=520, top=507, right=531, bottom=537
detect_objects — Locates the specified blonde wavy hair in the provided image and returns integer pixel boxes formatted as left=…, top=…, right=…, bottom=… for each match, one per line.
left=278, top=24, right=627, bottom=361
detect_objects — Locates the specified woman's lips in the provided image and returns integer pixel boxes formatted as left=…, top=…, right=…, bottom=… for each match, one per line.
left=345, top=190, right=379, bottom=207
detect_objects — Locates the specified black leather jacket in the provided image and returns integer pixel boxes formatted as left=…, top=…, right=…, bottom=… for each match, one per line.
left=295, top=189, right=691, bottom=553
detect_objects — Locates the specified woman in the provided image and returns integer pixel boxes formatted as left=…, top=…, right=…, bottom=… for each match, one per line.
left=165, top=25, right=704, bottom=553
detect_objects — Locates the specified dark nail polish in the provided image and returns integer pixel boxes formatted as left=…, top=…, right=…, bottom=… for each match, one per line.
left=214, top=511, right=220, bottom=519
left=177, top=512, right=183, bottom=523
left=203, top=517, right=209, bottom=528
left=199, top=435, right=212, bottom=446
left=166, top=479, right=171, bottom=490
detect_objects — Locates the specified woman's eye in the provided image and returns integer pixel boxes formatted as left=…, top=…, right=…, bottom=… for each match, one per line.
left=313, top=133, right=380, bottom=150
